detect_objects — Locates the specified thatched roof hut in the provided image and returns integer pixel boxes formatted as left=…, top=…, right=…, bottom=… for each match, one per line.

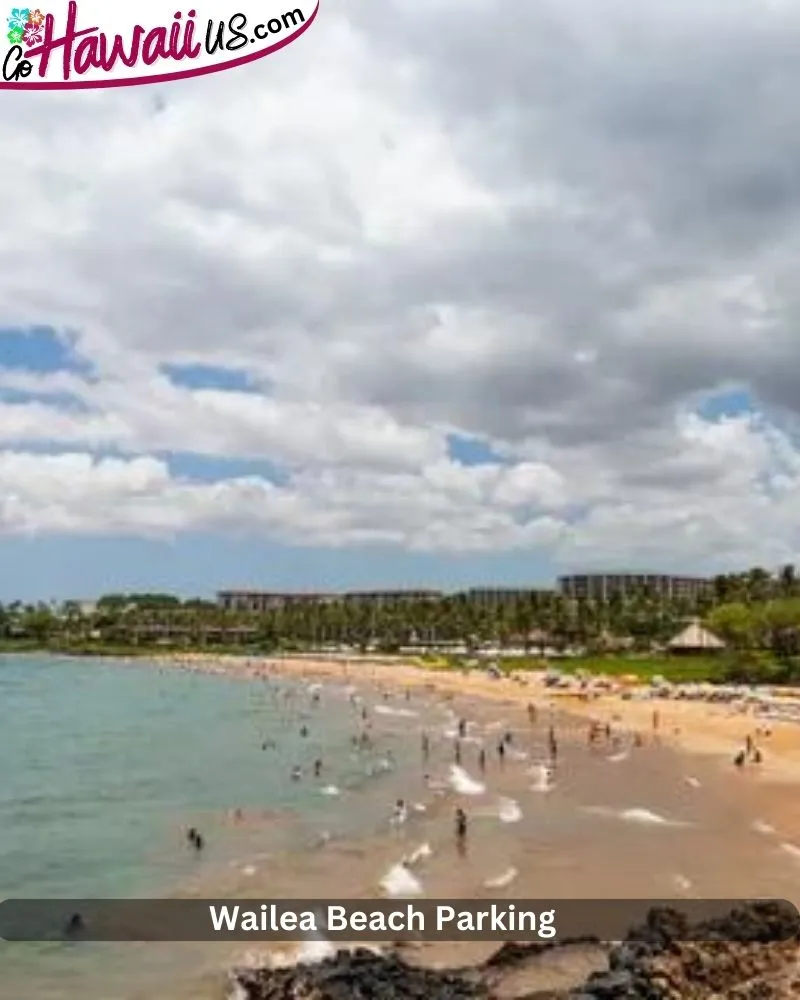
left=667, top=620, right=725, bottom=654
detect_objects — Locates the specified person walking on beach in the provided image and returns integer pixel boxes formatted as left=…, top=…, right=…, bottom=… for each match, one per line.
left=314, top=759, right=323, bottom=777
left=734, top=750, right=746, bottom=768
left=458, top=718, right=467, bottom=738
left=455, top=807, right=468, bottom=855
left=528, top=702, right=537, bottom=725
left=478, top=747, right=486, bottom=772
left=497, top=740, right=506, bottom=764
left=421, top=732, right=430, bottom=761
left=454, top=740, right=462, bottom=765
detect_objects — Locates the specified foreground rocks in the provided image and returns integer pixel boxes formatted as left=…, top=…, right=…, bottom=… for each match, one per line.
left=232, top=902, right=800, bottom=1000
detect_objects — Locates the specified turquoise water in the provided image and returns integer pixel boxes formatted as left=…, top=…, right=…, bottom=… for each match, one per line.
left=0, top=654, right=423, bottom=998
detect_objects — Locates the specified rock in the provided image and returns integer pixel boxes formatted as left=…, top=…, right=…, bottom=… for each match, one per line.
left=231, top=904, right=800, bottom=1000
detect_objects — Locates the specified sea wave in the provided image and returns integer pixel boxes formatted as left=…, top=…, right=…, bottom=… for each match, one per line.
left=484, top=866, right=518, bottom=888
left=380, top=863, right=424, bottom=897
left=498, top=798, right=523, bottom=823
left=449, top=765, right=486, bottom=795
left=374, top=705, right=418, bottom=719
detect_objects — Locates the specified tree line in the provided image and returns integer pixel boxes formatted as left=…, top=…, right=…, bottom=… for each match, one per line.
left=1, top=566, right=800, bottom=662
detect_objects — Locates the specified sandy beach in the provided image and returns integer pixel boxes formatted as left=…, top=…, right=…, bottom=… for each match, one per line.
left=152, top=650, right=800, bottom=781
left=140, top=650, right=800, bottom=887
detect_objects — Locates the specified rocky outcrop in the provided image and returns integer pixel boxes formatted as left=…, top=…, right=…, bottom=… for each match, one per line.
left=231, top=902, right=800, bottom=1000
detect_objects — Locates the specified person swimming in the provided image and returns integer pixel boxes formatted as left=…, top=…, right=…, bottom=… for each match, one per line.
left=189, top=829, right=204, bottom=851
left=291, top=765, right=302, bottom=781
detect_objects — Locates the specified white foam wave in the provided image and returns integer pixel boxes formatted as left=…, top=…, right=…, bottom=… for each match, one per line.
left=752, top=819, right=776, bottom=835
left=449, top=765, right=486, bottom=795
left=321, top=785, right=340, bottom=797
left=227, top=982, right=249, bottom=1000
left=672, top=874, right=693, bottom=893
left=412, top=802, right=427, bottom=813
left=620, top=808, right=679, bottom=826
left=380, top=863, right=424, bottom=897
left=684, top=776, right=701, bottom=788
left=266, top=936, right=338, bottom=970
left=296, top=938, right=338, bottom=964
left=404, top=842, right=433, bottom=866
left=507, top=748, right=528, bottom=761
left=529, top=764, right=554, bottom=793
left=781, top=842, right=800, bottom=860
left=484, top=866, right=518, bottom=888
left=498, top=798, right=523, bottom=823
left=374, top=705, right=418, bottom=718
left=607, top=751, right=629, bottom=763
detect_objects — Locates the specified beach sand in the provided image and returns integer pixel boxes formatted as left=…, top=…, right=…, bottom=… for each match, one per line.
left=103, top=651, right=800, bottom=997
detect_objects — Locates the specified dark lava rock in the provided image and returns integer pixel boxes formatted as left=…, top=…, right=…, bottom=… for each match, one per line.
left=234, top=948, right=487, bottom=1000
left=232, top=904, right=800, bottom=1000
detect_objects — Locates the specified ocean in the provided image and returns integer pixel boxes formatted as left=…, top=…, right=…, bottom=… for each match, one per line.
left=3, top=654, right=800, bottom=1000
left=0, top=654, right=428, bottom=998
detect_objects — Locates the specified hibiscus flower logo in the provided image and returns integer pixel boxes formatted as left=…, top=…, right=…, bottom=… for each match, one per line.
left=6, top=24, right=23, bottom=44
left=22, top=19, right=40, bottom=44
left=27, top=6, right=43, bottom=25
left=6, top=7, right=30, bottom=31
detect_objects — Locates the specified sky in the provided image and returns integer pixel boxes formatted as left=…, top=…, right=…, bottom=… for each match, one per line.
left=3, top=0, right=800, bottom=601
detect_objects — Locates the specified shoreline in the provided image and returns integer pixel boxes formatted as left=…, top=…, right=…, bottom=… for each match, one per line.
left=141, top=649, right=800, bottom=772
left=133, top=649, right=800, bottom=851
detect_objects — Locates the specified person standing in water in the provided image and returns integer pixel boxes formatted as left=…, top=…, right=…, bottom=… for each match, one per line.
left=497, top=740, right=506, bottom=764
left=478, top=747, right=486, bottom=772
left=458, top=718, right=467, bottom=738
left=454, top=740, right=462, bottom=765
left=421, top=732, right=430, bottom=760
left=455, top=807, right=468, bottom=855
left=528, top=702, right=537, bottom=724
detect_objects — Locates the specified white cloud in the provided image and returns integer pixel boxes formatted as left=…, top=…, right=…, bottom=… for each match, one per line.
left=3, top=0, right=800, bottom=572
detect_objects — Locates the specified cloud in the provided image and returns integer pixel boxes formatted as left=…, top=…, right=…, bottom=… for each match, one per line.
left=3, top=0, right=800, bottom=572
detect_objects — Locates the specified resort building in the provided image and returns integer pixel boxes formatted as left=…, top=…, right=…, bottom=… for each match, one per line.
left=557, top=573, right=711, bottom=602
left=217, top=589, right=443, bottom=611
left=216, top=591, right=337, bottom=612
left=461, top=587, right=553, bottom=606
left=343, top=590, right=442, bottom=605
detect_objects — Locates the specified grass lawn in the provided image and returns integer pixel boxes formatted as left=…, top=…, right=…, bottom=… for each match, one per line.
left=424, top=651, right=730, bottom=684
